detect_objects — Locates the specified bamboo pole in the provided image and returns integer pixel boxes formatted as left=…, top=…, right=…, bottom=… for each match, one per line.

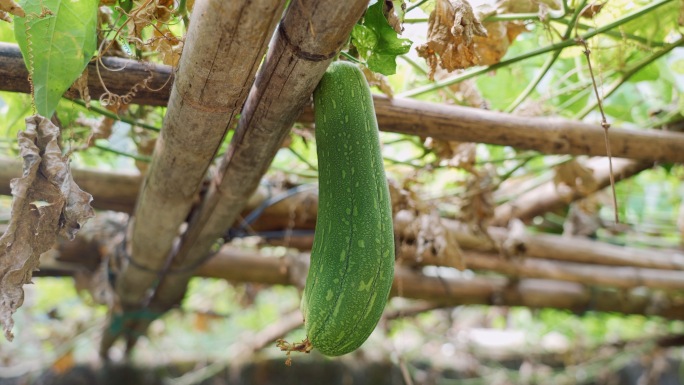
left=196, top=249, right=684, bottom=320
left=3, top=157, right=683, bottom=273
left=0, top=42, right=171, bottom=106
left=42, top=239, right=684, bottom=321
left=463, top=251, right=684, bottom=291
left=147, top=0, right=372, bottom=314
left=3, top=43, right=684, bottom=162
left=102, top=0, right=287, bottom=355
left=493, top=157, right=652, bottom=226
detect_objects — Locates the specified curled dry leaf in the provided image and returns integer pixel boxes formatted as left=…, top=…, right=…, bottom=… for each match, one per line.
left=70, top=212, right=128, bottom=307
left=416, top=0, right=488, bottom=79
left=362, top=66, right=394, bottom=98
left=154, top=0, right=174, bottom=22
left=383, top=0, right=405, bottom=34
left=553, top=159, right=599, bottom=202
left=0, top=115, right=94, bottom=341
left=151, top=26, right=183, bottom=66
left=73, top=68, right=91, bottom=109
left=74, top=113, right=114, bottom=148
left=424, top=137, right=476, bottom=170
left=580, top=2, right=605, bottom=19
left=134, top=129, right=156, bottom=174
left=496, top=0, right=561, bottom=14
left=456, top=167, right=496, bottom=231
left=0, top=0, right=24, bottom=22
left=500, top=218, right=527, bottom=257
left=390, top=181, right=465, bottom=270
left=563, top=198, right=602, bottom=237
left=475, top=21, right=526, bottom=66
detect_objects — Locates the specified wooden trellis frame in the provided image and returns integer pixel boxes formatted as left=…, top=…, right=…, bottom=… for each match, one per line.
left=2, top=0, right=684, bottom=357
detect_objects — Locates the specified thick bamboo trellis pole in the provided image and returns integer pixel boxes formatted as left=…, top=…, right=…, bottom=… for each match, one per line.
left=493, top=157, right=653, bottom=226
left=147, top=0, right=372, bottom=313
left=1, top=156, right=683, bottom=272
left=40, top=240, right=684, bottom=321
left=101, top=0, right=288, bottom=354
left=3, top=43, right=684, bottom=162
left=197, top=249, right=684, bottom=320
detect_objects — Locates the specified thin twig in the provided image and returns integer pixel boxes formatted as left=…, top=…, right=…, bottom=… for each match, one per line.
left=577, top=37, right=618, bottom=224
left=399, top=0, right=673, bottom=98
left=69, top=99, right=161, bottom=132
left=505, top=0, right=588, bottom=112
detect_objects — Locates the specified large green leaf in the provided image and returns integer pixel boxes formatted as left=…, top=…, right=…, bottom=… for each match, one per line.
left=351, top=0, right=412, bottom=76
left=13, top=0, right=97, bottom=117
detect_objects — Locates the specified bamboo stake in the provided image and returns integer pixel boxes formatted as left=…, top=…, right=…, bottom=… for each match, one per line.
left=102, top=0, right=288, bottom=355
left=3, top=42, right=684, bottom=162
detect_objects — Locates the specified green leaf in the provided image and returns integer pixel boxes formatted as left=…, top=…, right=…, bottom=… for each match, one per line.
left=630, top=61, right=660, bottom=82
left=352, top=0, right=412, bottom=76
left=671, top=59, right=684, bottom=75
left=14, top=0, right=98, bottom=118
left=351, top=24, right=378, bottom=59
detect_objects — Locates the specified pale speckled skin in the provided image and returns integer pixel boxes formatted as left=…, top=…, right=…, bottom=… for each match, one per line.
left=302, top=61, right=395, bottom=357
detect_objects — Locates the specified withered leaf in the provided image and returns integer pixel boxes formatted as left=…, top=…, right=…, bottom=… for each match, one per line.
left=73, top=68, right=91, bottom=109
left=496, top=0, right=561, bottom=14
left=416, top=0, right=488, bottom=79
left=458, top=167, right=496, bottom=229
left=391, top=181, right=465, bottom=270
left=0, top=115, right=94, bottom=341
left=0, top=0, right=24, bottom=22
left=383, top=0, right=405, bottom=34
left=362, top=66, right=394, bottom=98
left=553, top=159, right=599, bottom=201
left=424, top=137, right=476, bottom=170
left=474, top=21, right=526, bottom=66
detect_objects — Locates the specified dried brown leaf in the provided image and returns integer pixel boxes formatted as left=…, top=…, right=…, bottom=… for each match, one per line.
left=154, top=0, right=174, bottom=22
left=0, top=0, right=24, bottom=18
left=73, top=68, right=90, bottom=108
left=424, top=137, right=476, bottom=170
left=0, top=115, right=94, bottom=341
left=74, top=114, right=114, bottom=148
left=362, top=66, right=394, bottom=98
left=395, top=209, right=465, bottom=270
left=474, top=21, right=526, bottom=66
left=392, top=182, right=465, bottom=270
left=580, top=2, right=605, bottom=19
left=496, top=0, right=561, bottom=14
left=416, top=0, right=488, bottom=79
left=152, top=26, right=183, bottom=67
left=383, top=0, right=405, bottom=34
left=553, top=159, right=599, bottom=201
left=459, top=168, right=496, bottom=228
left=563, top=199, right=602, bottom=237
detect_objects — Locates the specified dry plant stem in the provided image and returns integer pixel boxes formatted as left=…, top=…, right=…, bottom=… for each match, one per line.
left=102, top=0, right=287, bottom=355
left=0, top=42, right=172, bottom=106
left=505, top=0, right=588, bottom=113
left=146, top=0, right=371, bottom=314
left=398, top=0, right=673, bottom=98
left=492, top=157, right=649, bottom=226
left=168, top=310, right=304, bottom=385
left=192, top=250, right=684, bottom=320
left=578, top=37, right=619, bottom=224
left=40, top=224, right=684, bottom=317
left=40, top=239, right=684, bottom=321
left=2, top=157, right=681, bottom=273
left=3, top=43, right=684, bottom=162
left=460, top=251, right=684, bottom=291
left=300, top=96, right=684, bottom=163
